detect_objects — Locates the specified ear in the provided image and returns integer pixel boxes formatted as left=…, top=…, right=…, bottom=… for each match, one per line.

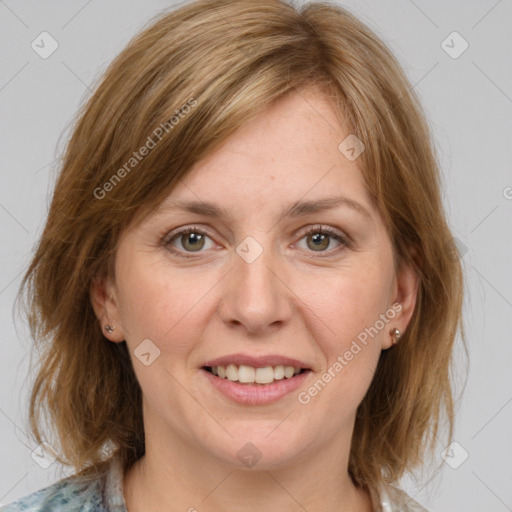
left=90, top=273, right=126, bottom=343
left=383, top=255, right=419, bottom=349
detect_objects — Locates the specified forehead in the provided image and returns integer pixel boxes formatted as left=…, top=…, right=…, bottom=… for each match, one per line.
left=156, top=88, right=376, bottom=220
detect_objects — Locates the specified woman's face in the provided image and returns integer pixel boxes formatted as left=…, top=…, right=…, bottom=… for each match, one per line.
left=93, top=87, right=417, bottom=470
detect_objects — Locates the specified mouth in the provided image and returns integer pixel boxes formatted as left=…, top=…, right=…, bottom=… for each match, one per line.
left=200, top=363, right=312, bottom=405
left=202, top=364, right=311, bottom=385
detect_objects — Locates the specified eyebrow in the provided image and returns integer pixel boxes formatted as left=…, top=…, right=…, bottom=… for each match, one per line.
left=162, top=196, right=372, bottom=223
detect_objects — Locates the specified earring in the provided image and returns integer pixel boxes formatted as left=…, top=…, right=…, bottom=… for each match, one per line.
left=104, top=325, right=114, bottom=333
left=390, top=327, right=401, bottom=345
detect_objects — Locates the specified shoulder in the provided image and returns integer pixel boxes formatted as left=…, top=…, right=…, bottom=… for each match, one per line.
left=379, top=484, right=430, bottom=512
left=0, top=471, right=106, bottom=512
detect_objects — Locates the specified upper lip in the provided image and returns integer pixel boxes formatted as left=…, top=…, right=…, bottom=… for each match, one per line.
left=203, top=353, right=311, bottom=369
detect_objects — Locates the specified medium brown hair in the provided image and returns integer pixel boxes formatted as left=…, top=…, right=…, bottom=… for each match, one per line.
left=19, top=0, right=465, bottom=492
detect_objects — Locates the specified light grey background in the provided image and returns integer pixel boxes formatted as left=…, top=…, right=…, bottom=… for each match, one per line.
left=1, top=1, right=511, bottom=510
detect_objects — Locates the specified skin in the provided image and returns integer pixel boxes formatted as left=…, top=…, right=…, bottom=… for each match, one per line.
left=91, top=86, right=418, bottom=512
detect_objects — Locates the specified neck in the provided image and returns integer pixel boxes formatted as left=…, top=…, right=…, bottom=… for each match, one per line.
left=123, top=431, right=373, bottom=512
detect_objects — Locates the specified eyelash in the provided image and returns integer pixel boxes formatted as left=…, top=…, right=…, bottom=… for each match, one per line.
left=162, top=224, right=351, bottom=259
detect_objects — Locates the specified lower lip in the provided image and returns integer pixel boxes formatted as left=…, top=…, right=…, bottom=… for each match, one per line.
left=201, top=368, right=311, bottom=405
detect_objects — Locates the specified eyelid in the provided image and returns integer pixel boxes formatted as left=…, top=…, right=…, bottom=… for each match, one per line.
left=295, top=224, right=351, bottom=243
left=161, top=224, right=215, bottom=245
left=293, top=224, right=352, bottom=256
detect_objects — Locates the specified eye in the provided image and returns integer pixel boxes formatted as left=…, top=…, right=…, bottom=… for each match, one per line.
left=162, top=225, right=216, bottom=257
left=295, top=225, right=350, bottom=257
left=162, top=224, right=350, bottom=259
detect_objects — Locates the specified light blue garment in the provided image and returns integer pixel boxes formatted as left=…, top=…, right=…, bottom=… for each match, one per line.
left=1, top=456, right=428, bottom=511
left=1, top=457, right=126, bottom=512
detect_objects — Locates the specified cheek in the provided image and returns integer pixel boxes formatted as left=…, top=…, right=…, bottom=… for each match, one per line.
left=116, top=262, right=173, bottom=338
left=298, top=260, right=392, bottom=408
left=314, top=265, right=392, bottom=347
left=298, top=272, right=387, bottom=418
left=115, top=254, right=214, bottom=356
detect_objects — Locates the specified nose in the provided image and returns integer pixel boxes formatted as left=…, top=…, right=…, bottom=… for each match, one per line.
left=218, top=239, right=293, bottom=335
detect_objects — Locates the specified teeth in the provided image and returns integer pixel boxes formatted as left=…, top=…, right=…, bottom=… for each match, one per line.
left=225, top=363, right=238, bottom=381
left=255, top=366, right=274, bottom=384
left=208, top=364, right=305, bottom=384
left=274, top=365, right=285, bottom=380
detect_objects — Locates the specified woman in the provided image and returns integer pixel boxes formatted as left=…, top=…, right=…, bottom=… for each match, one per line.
left=2, top=0, right=465, bottom=510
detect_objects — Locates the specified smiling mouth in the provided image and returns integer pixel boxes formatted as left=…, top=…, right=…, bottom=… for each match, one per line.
left=202, top=365, right=311, bottom=385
